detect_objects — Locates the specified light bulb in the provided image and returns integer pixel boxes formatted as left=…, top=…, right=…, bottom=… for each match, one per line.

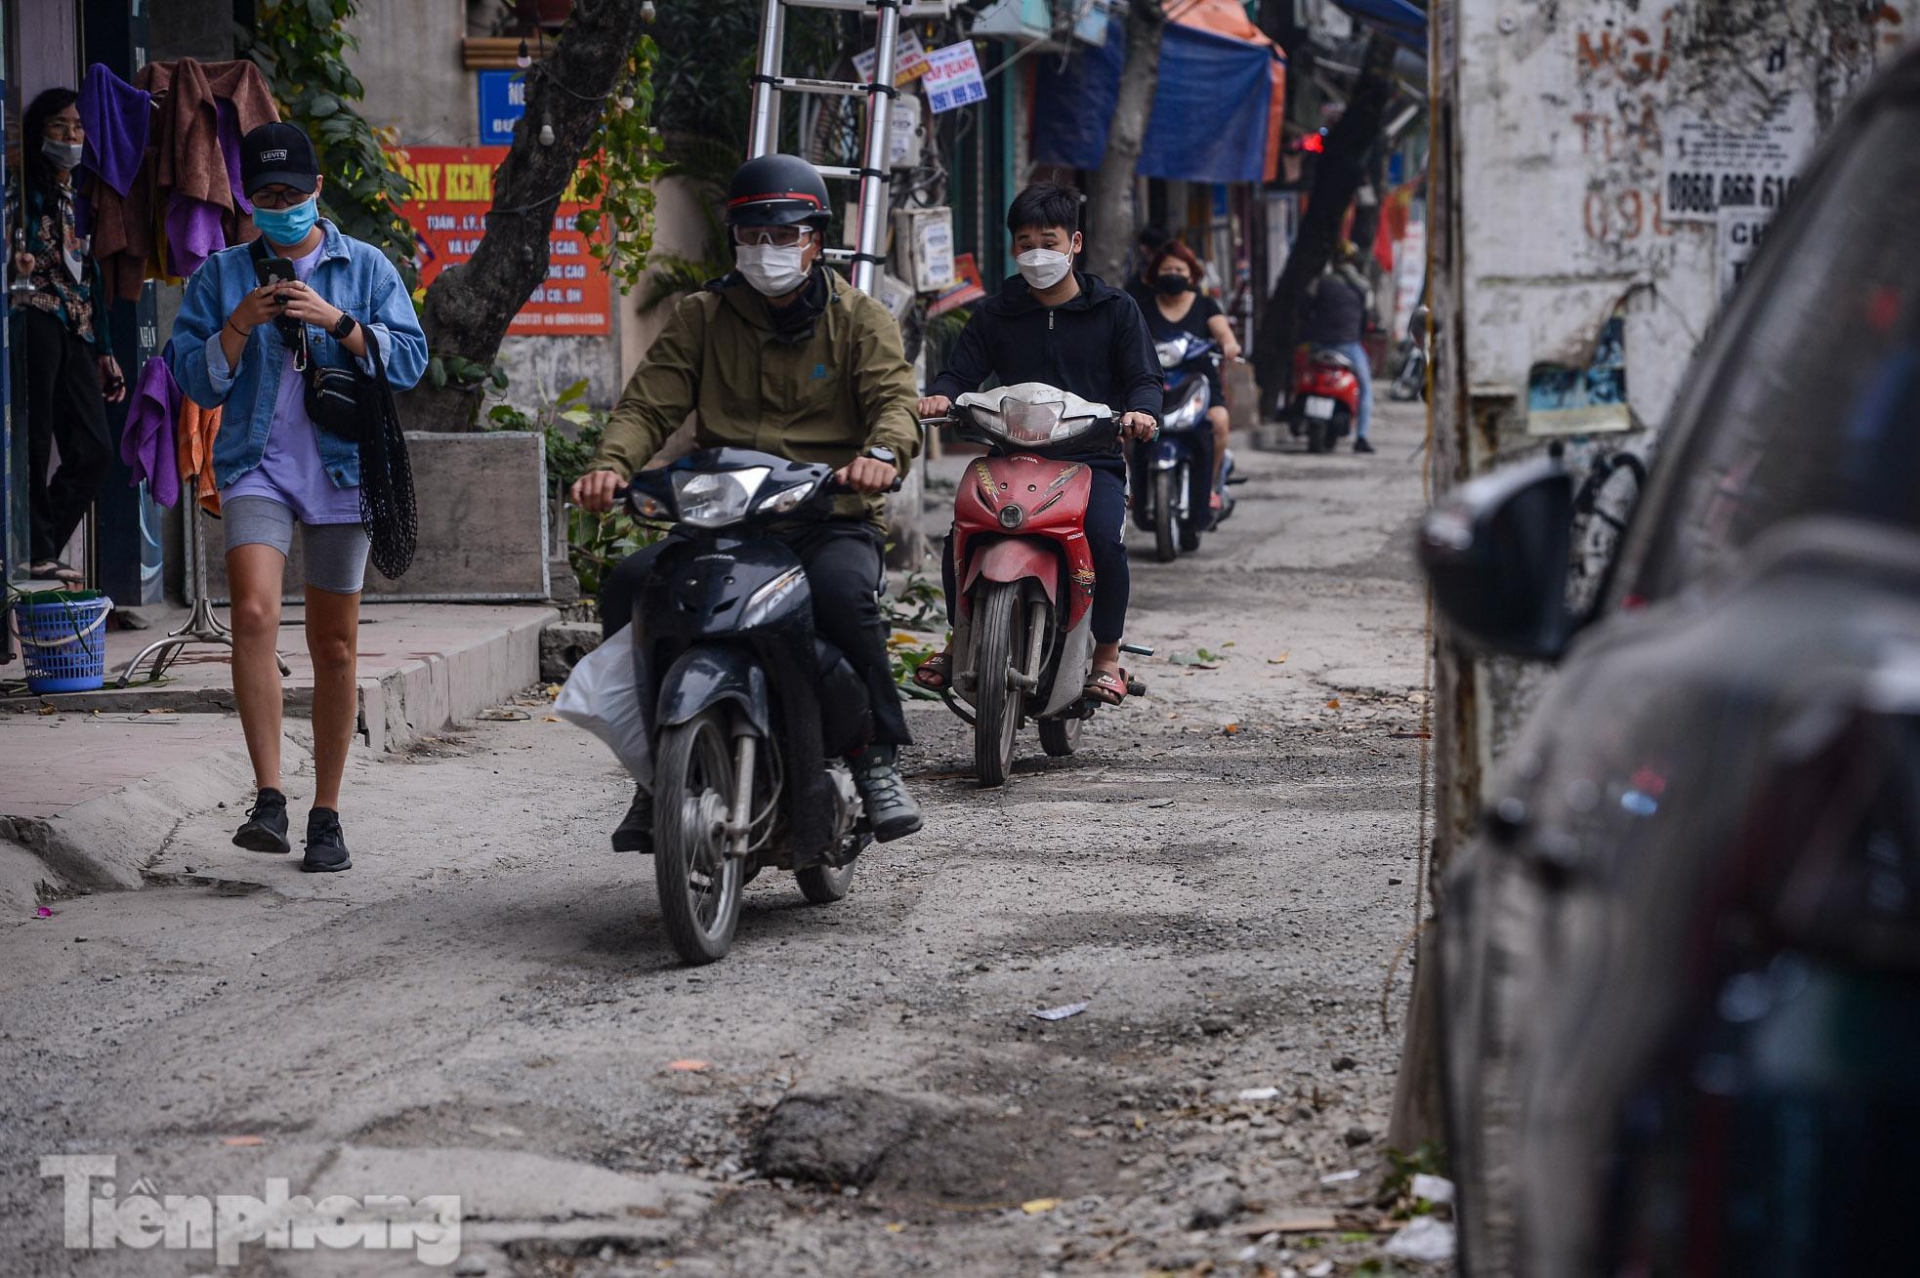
left=619, top=95, right=634, bottom=110
left=642, top=1, right=656, bottom=20
left=538, top=122, right=555, bottom=146
left=516, top=38, right=531, bottom=69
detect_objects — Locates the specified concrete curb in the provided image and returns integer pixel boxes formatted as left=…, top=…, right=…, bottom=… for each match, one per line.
left=0, top=736, right=311, bottom=912
left=358, top=608, right=555, bottom=752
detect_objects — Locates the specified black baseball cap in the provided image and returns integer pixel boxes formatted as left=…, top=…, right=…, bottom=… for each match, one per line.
left=241, top=121, right=320, bottom=197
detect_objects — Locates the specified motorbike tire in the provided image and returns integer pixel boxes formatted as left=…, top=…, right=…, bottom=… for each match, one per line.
left=1307, top=414, right=1332, bottom=455
left=971, top=581, right=1027, bottom=788
left=1039, top=715, right=1080, bottom=757
left=652, top=709, right=745, bottom=965
left=1153, top=470, right=1179, bottom=563
left=796, top=859, right=857, bottom=904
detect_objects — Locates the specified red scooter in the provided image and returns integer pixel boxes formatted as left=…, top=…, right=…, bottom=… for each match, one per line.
left=932, top=384, right=1148, bottom=788
left=1289, top=345, right=1362, bottom=454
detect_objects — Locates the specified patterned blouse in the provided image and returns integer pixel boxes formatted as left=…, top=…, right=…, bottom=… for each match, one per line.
left=13, top=180, right=96, bottom=344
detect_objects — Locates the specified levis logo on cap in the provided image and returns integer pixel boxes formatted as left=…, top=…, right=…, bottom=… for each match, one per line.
left=261, top=148, right=289, bottom=162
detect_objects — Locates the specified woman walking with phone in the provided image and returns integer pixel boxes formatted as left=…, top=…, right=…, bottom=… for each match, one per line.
left=168, top=122, right=426, bottom=871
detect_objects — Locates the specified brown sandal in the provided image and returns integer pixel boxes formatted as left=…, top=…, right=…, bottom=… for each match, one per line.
left=1084, top=668, right=1128, bottom=705
left=913, top=651, right=952, bottom=692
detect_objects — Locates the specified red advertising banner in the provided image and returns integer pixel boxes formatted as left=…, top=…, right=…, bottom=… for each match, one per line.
left=390, top=146, right=610, bottom=337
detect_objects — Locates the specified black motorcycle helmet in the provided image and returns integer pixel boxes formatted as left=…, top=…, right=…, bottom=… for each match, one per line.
left=726, top=153, right=831, bottom=230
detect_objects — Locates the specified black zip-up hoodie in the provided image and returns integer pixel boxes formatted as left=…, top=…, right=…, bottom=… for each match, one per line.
left=929, top=271, right=1163, bottom=467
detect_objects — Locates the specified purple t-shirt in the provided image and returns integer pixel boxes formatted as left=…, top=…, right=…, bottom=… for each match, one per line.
left=214, top=243, right=362, bottom=524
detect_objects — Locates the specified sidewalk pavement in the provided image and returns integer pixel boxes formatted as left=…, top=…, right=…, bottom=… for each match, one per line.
left=0, top=602, right=556, bottom=910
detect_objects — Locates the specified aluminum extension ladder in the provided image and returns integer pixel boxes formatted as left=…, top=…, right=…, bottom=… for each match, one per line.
left=747, top=0, right=950, bottom=295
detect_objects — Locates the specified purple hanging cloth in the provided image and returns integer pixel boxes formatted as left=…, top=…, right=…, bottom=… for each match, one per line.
left=77, top=62, right=152, bottom=198
left=120, top=348, right=183, bottom=509
left=165, top=194, right=228, bottom=278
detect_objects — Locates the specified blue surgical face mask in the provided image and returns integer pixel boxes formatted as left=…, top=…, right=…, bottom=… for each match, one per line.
left=252, top=195, right=319, bottom=246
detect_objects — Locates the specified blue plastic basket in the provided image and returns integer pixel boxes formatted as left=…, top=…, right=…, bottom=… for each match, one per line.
left=12, top=591, right=111, bottom=694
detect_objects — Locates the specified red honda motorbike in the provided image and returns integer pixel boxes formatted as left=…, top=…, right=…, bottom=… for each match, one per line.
left=1289, top=345, right=1362, bottom=454
left=932, top=384, right=1148, bottom=788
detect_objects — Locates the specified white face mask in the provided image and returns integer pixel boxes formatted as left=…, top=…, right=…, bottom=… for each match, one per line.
left=1015, top=246, right=1074, bottom=291
left=736, top=242, right=810, bottom=297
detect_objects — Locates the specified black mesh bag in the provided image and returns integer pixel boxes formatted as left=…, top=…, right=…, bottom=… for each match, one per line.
left=355, top=337, right=417, bottom=580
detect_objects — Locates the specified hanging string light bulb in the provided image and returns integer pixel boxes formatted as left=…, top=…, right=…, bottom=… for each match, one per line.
left=516, top=38, right=531, bottom=69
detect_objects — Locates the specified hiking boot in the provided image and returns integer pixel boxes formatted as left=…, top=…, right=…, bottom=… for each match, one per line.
left=854, top=744, right=923, bottom=843
left=301, top=808, right=353, bottom=873
left=1353, top=437, right=1376, bottom=455
left=611, top=785, right=654, bottom=854
left=233, top=788, right=290, bottom=853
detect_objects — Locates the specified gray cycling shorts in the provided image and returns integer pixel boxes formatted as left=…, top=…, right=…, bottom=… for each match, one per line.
left=223, top=496, right=370, bottom=595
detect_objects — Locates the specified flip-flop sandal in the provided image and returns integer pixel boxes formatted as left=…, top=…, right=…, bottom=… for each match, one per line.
left=913, top=652, right=952, bottom=692
left=30, top=561, right=82, bottom=583
left=1084, top=668, right=1128, bottom=705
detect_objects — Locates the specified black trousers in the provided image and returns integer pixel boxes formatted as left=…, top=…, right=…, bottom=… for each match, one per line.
left=18, top=309, right=112, bottom=564
left=600, top=520, right=911, bottom=748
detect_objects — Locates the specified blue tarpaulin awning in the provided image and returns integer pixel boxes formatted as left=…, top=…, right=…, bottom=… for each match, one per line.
left=1332, top=0, right=1426, bottom=51
left=1032, top=17, right=1285, bottom=184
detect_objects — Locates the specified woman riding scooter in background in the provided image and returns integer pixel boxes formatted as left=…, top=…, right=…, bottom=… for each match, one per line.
left=1138, top=241, right=1238, bottom=515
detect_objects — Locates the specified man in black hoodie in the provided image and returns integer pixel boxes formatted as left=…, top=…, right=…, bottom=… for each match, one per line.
left=915, top=184, right=1163, bottom=705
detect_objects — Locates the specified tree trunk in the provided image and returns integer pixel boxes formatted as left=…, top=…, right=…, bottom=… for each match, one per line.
left=1251, top=30, right=1397, bottom=417
left=404, top=0, right=652, bottom=431
left=1085, top=0, right=1163, bottom=285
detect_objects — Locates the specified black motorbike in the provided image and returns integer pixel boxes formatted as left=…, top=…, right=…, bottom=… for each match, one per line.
left=621, top=448, right=887, bottom=965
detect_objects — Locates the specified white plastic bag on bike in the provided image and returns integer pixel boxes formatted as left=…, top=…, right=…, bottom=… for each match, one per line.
left=553, top=636, right=652, bottom=785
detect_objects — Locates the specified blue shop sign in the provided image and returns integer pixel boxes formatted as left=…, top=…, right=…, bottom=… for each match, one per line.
left=477, top=70, right=526, bottom=145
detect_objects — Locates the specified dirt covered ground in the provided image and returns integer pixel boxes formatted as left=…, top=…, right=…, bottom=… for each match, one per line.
left=0, top=404, right=1443, bottom=1277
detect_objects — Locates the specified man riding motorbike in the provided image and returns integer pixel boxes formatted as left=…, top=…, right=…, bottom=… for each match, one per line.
left=913, top=183, right=1163, bottom=706
left=569, top=154, right=925, bottom=852
left=1302, top=241, right=1376, bottom=455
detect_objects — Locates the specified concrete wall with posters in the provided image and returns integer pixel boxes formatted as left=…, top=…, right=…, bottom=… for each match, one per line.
left=1427, top=0, right=1919, bottom=853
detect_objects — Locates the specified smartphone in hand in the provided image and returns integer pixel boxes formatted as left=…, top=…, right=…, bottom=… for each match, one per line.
left=254, top=256, right=296, bottom=290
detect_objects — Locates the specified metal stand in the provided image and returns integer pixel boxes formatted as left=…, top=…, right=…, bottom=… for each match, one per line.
left=118, top=502, right=290, bottom=686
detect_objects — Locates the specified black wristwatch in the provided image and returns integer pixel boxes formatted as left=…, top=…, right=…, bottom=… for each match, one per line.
left=331, top=313, right=358, bottom=340
left=865, top=446, right=897, bottom=466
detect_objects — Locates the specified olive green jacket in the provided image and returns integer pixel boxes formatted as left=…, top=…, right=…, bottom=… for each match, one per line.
left=591, top=269, right=921, bottom=524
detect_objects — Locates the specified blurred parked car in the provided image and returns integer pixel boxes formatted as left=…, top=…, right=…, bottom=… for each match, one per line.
left=1418, top=50, right=1920, bottom=1278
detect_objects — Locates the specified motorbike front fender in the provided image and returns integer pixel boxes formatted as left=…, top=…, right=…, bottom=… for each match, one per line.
left=656, top=645, right=771, bottom=738
left=963, top=538, right=1059, bottom=603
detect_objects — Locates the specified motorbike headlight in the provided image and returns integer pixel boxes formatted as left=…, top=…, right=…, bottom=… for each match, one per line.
left=1155, top=339, right=1185, bottom=370
left=1164, top=380, right=1208, bottom=432
left=1002, top=396, right=1066, bottom=444
left=741, top=565, right=805, bottom=627
left=672, top=466, right=771, bottom=528
left=760, top=477, right=821, bottom=516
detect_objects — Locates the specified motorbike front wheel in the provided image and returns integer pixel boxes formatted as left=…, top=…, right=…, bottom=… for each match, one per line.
left=1153, top=469, right=1179, bottom=563
left=652, top=709, right=746, bottom=965
left=971, top=580, right=1028, bottom=788
left=796, top=856, right=858, bottom=904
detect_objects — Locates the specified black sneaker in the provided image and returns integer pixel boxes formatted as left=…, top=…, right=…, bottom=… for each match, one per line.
left=301, top=809, right=353, bottom=873
left=1353, top=437, right=1376, bottom=455
left=854, top=745, right=924, bottom=843
left=611, top=785, right=654, bottom=854
left=233, top=788, right=290, bottom=853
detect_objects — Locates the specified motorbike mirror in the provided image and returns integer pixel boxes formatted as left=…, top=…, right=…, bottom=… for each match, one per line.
left=1418, top=457, right=1578, bottom=661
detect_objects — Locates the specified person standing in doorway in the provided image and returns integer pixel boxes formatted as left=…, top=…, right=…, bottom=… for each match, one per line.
left=1303, top=241, right=1376, bottom=454
left=9, top=88, right=125, bottom=582
left=168, top=122, right=427, bottom=872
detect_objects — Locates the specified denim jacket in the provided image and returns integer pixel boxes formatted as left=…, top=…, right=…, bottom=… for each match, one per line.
left=168, top=220, right=427, bottom=491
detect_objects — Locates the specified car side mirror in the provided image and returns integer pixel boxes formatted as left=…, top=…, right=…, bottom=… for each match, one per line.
left=1418, top=457, right=1577, bottom=661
